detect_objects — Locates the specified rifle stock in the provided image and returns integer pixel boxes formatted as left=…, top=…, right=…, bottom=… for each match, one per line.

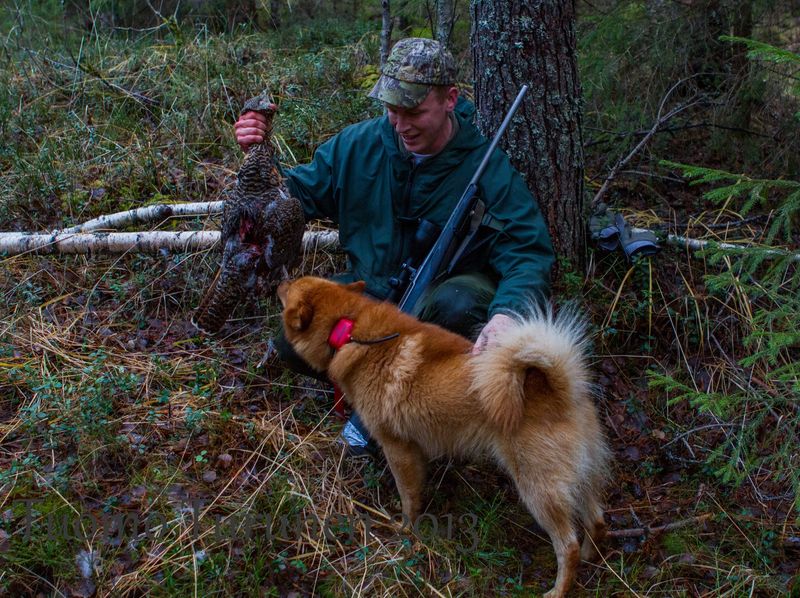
left=397, top=85, right=529, bottom=313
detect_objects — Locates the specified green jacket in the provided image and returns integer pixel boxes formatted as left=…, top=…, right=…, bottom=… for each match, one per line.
left=285, top=98, right=554, bottom=317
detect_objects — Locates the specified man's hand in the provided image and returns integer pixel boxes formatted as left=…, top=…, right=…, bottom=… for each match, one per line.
left=234, top=111, right=269, bottom=152
left=472, top=313, right=514, bottom=355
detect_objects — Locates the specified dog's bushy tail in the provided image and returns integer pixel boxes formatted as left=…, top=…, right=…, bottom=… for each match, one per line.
left=469, top=305, right=591, bottom=435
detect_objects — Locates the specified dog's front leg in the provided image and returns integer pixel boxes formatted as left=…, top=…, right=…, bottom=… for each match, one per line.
left=380, top=436, right=427, bottom=524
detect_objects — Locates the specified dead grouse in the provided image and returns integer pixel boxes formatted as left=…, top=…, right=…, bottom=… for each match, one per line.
left=193, top=93, right=305, bottom=334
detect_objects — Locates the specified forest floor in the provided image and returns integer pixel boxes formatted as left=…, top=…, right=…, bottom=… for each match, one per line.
left=1, top=227, right=796, bottom=597
left=1, top=12, right=798, bottom=598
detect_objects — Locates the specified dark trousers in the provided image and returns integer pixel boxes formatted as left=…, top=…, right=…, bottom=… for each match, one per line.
left=273, top=272, right=497, bottom=379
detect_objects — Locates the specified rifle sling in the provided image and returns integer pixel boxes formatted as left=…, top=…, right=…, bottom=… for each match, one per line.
left=445, top=199, right=503, bottom=276
left=481, top=211, right=503, bottom=232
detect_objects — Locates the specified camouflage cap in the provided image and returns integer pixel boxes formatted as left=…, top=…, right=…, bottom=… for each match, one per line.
left=368, top=38, right=457, bottom=108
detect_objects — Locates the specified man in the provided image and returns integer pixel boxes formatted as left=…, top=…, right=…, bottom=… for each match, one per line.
left=235, top=38, right=554, bottom=450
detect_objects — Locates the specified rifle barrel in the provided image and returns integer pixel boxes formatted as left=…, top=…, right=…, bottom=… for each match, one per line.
left=468, top=85, right=529, bottom=188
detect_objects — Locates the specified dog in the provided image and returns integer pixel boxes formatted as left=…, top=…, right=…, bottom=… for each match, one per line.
left=277, top=276, right=610, bottom=597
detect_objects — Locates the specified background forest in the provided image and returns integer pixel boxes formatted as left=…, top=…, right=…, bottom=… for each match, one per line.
left=0, top=0, right=798, bottom=596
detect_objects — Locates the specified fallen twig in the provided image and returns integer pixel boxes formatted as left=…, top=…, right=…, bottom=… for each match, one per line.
left=669, top=214, right=767, bottom=230
left=584, top=121, right=772, bottom=149
left=591, top=77, right=706, bottom=210
left=25, top=46, right=159, bottom=108
left=67, top=47, right=159, bottom=107
left=662, top=423, right=737, bottom=447
left=607, top=513, right=712, bottom=539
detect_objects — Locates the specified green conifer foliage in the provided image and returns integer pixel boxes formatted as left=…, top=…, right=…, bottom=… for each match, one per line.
left=653, top=39, right=800, bottom=515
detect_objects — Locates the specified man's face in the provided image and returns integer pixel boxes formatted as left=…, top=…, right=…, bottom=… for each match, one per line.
left=386, top=87, right=458, bottom=155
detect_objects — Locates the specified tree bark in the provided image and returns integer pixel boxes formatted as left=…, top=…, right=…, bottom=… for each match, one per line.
left=380, top=0, right=393, bottom=68
left=436, top=0, right=455, bottom=49
left=471, top=0, right=584, bottom=269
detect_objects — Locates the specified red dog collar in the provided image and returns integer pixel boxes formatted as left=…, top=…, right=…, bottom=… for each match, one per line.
left=328, top=318, right=355, bottom=350
left=327, top=318, right=354, bottom=418
left=326, top=318, right=399, bottom=417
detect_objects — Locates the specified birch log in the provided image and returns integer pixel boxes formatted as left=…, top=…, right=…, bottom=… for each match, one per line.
left=0, top=230, right=341, bottom=256
left=59, top=201, right=225, bottom=234
left=631, top=228, right=800, bottom=262
left=0, top=225, right=795, bottom=261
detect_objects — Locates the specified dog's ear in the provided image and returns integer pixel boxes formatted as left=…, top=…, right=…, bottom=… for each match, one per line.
left=277, top=281, right=290, bottom=307
left=285, top=300, right=313, bottom=332
left=345, top=281, right=366, bottom=294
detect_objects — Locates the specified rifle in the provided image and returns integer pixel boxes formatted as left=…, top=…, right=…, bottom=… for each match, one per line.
left=388, top=85, right=529, bottom=313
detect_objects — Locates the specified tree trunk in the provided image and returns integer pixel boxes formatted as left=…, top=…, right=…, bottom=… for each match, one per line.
left=727, top=1, right=755, bottom=130
left=436, top=0, right=455, bottom=49
left=470, top=0, right=584, bottom=269
left=380, top=0, right=393, bottom=68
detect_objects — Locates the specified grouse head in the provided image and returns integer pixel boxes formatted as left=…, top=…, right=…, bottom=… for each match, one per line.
left=242, top=93, right=277, bottom=132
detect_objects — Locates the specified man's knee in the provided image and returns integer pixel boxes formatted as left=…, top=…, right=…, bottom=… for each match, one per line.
left=416, top=273, right=496, bottom=340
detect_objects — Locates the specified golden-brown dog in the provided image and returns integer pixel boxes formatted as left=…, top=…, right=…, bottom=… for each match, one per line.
left=277, top=276, right=610, bottom=597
